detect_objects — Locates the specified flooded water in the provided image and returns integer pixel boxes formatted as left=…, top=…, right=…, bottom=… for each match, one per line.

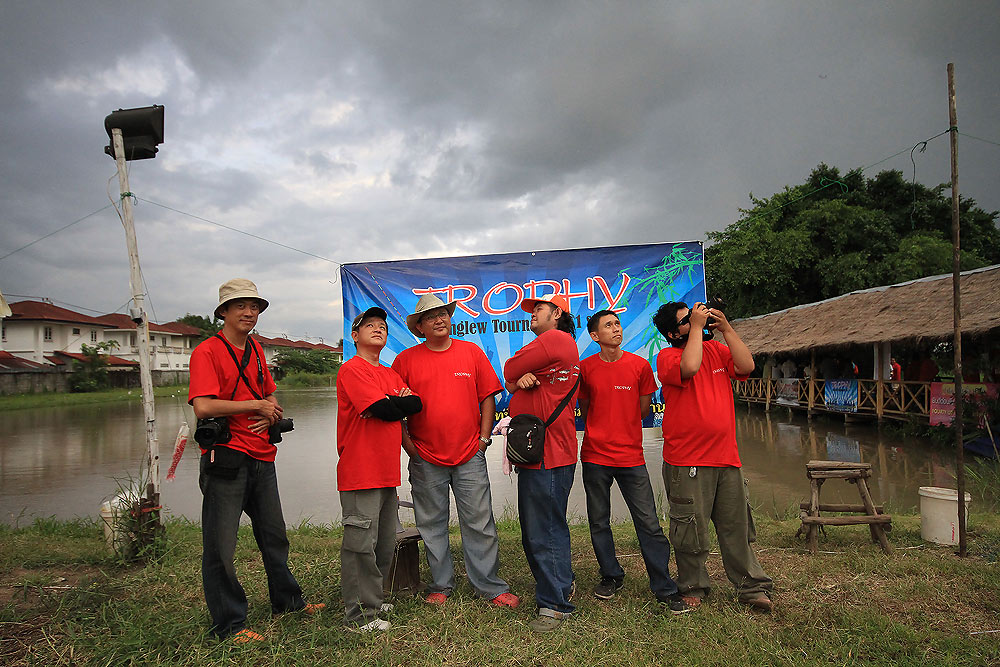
left=0, top=389, right=967, bottom=526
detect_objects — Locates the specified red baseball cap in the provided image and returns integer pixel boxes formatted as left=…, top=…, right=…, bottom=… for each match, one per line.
left=520, top=294, right=571, bottom=314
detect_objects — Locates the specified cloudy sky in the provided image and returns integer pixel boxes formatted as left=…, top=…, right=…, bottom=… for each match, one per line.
left=1, top=1, right=997, bottom=343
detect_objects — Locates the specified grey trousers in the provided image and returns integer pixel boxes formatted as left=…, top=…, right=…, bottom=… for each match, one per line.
left=340, top=487, right=398, bottom=625
left=662, top=463, right=773, bottom=601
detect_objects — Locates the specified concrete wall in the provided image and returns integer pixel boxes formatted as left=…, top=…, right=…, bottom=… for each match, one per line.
left=0, top=369, right=189, bottom=395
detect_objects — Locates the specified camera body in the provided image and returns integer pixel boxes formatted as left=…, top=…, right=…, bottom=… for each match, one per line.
left=704, top=296, right=725, bottom=327
left=194, top=417, right=232, bottom=447
left=268, top=418, right=294, bottom=444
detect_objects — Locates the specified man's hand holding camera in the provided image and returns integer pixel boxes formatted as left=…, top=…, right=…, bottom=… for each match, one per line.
left=250, top=398, right=283, bottom=434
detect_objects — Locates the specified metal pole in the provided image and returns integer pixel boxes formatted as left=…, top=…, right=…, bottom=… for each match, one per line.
left=111, top=129, right=160, bottom=506
left=947, top=63, right=966, bottom=557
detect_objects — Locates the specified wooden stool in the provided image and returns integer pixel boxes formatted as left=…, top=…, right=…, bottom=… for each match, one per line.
left=797, top=460, right=892, bottom=555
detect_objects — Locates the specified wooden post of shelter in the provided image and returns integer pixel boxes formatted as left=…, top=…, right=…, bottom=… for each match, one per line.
left=808, top=349, right=816, bottom=416
left=948, top=62, right=966, bottom=557
left=875, top=343, right=885, bottom=422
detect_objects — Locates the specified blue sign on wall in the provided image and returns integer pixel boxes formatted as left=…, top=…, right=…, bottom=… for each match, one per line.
left=341, top=241, right=706, bottom=425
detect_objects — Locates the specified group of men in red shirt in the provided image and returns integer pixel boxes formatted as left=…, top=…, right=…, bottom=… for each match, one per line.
left=189, top=278, right=772, bottom=639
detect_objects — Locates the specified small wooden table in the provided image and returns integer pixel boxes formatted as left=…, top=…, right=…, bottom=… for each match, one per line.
left=797, top=460, right=892, bottom=555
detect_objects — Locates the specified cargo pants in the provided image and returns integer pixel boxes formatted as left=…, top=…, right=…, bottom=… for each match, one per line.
left=662, top=463, right=773, bottom=602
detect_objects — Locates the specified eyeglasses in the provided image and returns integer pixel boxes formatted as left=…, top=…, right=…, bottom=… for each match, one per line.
left=420, top=310, right=450, bottom=323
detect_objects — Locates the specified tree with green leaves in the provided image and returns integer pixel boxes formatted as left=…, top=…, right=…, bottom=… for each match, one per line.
left=176, top=313, right=222, bottom=341
left=69, top=340, right=120, bottom=392
left=274, top=348, right=340, bottom=375
left=705, top=164, right=1000, bottom=318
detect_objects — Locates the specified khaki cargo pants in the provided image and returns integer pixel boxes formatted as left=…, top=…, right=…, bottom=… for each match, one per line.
left=662, top=463, right=773, bottom=602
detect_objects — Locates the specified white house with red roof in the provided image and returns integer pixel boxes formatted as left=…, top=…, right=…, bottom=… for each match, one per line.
left=1, top=300, right=200, bottom=372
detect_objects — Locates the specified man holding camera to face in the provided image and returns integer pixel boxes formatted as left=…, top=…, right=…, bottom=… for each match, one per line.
left=188, top=279, right=322, bottom=642
left=652, top=300, right=773, bottom=613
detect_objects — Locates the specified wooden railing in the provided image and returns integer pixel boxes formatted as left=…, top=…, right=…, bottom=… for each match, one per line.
left=735, top=378, right=931, bottom=421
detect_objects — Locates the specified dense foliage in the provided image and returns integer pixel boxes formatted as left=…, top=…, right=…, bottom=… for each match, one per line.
left=705, top=164, right=1000, bottom=318
left=175, top=313, right=221, bottom=341
left=274, top=348, right=340, bottom=375
left=68, top=341, right=119, bottom=392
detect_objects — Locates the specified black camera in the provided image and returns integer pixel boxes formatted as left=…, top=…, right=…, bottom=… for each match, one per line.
left=705, top=296, right=726, bottom=326
left=268, top=418, right=294, bottom=444
left=194, top=417, right=232, bottom=447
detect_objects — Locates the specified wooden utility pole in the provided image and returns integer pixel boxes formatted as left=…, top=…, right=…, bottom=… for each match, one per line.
left=111, top=128, right=160, bottom=514
left=947, top=63, right=966, bottom=557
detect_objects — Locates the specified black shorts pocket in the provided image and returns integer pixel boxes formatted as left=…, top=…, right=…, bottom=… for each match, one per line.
left=668, top=511, right=702, bottom=554
left=342, top=515, right=374, bottom=553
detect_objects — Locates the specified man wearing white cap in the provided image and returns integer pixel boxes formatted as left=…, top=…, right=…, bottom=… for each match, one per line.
left=188, top=278, right=323, bottom=642
left=391, top=294, right=519, bottom=609
left=502, top=294, right=580, bottom=632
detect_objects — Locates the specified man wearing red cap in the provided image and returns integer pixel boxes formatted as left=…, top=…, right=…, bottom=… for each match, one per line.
left=503, top=294, right=580, bottom=632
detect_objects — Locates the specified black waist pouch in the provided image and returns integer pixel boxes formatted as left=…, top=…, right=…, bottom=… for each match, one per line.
left=204, top=445, right=248, bottom=480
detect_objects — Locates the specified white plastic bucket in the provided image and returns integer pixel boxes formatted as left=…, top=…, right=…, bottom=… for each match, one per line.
left=918, top=486, right=971, bottom=545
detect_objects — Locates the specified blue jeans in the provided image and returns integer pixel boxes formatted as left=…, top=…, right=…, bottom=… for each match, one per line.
left=408, top=449, right=509, bottom=599
left=582, top=462, right=678, bottom=600
left=199, top=454, right=304, bottom=637
left=517, top=462, right=576, bottom=616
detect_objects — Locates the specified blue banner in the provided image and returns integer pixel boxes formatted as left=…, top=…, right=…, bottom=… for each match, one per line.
left=341, top=241, right=706, bottom=426
left=824, top=379, right=859, bottom=413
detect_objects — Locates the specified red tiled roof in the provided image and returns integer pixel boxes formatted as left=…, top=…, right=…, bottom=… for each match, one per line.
left=94, top=313, right=201, bottom=336
left=254, top=335, right=339, bottom=352
left=0, top=351, right=49, bottom=370
left=51, top=351, right=139, bottom=367
left=9, top=301, right=111, bottom=327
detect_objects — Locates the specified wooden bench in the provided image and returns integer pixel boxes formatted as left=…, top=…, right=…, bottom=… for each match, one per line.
left=797, top=460, right=892, bottom=555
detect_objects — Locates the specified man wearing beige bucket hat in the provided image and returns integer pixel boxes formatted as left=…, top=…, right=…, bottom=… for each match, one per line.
left=391, top=294, right=519, bottom=609
left=188, top=278, right=323, bottom=642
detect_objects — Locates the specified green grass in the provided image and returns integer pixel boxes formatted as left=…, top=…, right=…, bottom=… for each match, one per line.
left=0, top=385, right=189, bottom=411
left=2, top=514, right=999, bottom=666
left=277, top=371, right=337, bottom=388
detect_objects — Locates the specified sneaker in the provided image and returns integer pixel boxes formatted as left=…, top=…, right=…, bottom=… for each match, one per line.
left=424, top=592, right=448, bottom=605
left=660, top=593, right=694, bottom=615
left=742, top=593, right=773, bottom=613
left=528, top=614, right=566, bottom=633
left=350, top=618, right=391, bottom=632
left=681, top=595, right=702, bottom=609
left=302, top=603, right=325, bottom=615
left=490, top=592, right=520, bottom=608
left=231, top=628, right=265, bottom=643
left=593, top=577, right=624, bottom=600
left=379, top=602, right=394, bottom=614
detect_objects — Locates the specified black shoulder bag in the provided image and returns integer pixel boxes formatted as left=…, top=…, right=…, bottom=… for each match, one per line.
left=506, top=374, right=580, bottom=466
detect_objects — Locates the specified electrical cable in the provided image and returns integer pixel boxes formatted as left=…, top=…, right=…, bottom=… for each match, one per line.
left=0, top=205, right=113, bottom=263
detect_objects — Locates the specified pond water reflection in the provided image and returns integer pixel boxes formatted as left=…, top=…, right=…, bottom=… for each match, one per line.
left=0, top=388, right=966, bottom=526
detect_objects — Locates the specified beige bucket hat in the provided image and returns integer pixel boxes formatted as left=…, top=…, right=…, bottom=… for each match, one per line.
left=215, top=278, right=269, bottom=318
left=406, top=294, right=457, bottom=337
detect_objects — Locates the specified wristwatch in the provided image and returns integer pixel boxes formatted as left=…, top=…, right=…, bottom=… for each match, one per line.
left=478, top=435, right=492, bottom=448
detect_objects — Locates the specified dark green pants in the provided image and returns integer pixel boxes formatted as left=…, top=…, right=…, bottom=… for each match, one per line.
left=662, top=463, right=772, bottom=601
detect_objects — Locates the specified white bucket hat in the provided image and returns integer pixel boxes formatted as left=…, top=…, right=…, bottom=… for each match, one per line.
left=215, top=278, right=269, bottom=318
left=406, top=294, right=457, bottom=337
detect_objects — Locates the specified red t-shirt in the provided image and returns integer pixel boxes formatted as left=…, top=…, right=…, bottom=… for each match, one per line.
left=657, top=339, right=748, bottom=467
left=335, top=356, right=408, bottom=491
left=579, top=351, right=657, bottom=467
left=188, top=334, right=278, bottom=462
left=391, top=340, right=502, bottom=467
left=503, top=329, right=580, bottom=469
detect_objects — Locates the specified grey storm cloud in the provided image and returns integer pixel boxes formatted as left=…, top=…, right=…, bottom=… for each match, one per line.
left=1, top=1, right=998, bottom=340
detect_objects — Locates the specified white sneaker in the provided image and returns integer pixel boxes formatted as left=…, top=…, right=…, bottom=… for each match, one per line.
left=351, top=618, right=391, bottom=632
left=380, top=603, right=394, bottom=614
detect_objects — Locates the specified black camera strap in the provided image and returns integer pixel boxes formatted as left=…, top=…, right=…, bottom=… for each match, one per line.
left=214, top=334, right=265, bottom=401
left=543, top=373, right=581, bottom=427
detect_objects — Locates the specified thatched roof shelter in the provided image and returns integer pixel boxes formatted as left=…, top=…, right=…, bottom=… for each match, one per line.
left=732, top=264, right=1000, bottom=355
